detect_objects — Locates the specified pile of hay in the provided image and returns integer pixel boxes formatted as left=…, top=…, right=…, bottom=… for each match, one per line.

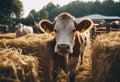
left=56, top=69, right=69, bottom=82
left=0, top=33, right=16, bottom=39
left=0, top=33, right=55, bottom=82
left=0, top=48, right=40, bottom=82
left=91, top=32, right=120, bottom=82
left=74, top=44, right=93, bottom=82
left=0, top=33, right=93, bottom=82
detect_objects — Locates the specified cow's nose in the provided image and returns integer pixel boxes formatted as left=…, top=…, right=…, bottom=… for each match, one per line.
left=57, top=44, right=70, bottom=50
left=18, top=30, right=21, bottom=33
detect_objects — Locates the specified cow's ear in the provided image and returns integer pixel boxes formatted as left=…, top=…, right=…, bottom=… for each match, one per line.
left=39, top=20, right=54, bottom=33
left=75, top=19, right=93, bottom=33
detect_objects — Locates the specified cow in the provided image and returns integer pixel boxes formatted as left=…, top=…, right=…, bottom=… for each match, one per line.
left=111, top=21, right=120, bottom=30
left=30, top=21, right=44, bottom=34
left=39, top=12, right=93, bottom=82
left=15, top=23, right=33, bottom=37
left=0, top=24, right=9, bottom=33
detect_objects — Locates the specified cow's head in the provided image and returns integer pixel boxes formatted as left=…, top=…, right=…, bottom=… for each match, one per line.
left=16, top=23, right=24, bottom=33
left=39, top=13, right=93, bottom=56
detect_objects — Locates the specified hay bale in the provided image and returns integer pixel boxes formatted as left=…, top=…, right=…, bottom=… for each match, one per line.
left=56, top=68, right=70, bottom=82
left=0, top=33, right=93, bottom=82
left=0, top=33, right=16, bottom=39
left=91, top=32, right=120, bottom=82
left=0, top=33, right=55, bottom=82
left=0, top=48, right=40, bottom=82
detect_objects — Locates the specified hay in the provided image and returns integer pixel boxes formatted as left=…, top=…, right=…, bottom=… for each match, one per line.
left=0, top=48, right=40, bottom=82
left=0, top=33, right=55, bottom=82
left=91, top=32, right=120, bottom=82
left=56, top=68, right=69, bottom=82
left=0, top=33, right=93, bottom=82
left=0, top=33, right=16, bottom=39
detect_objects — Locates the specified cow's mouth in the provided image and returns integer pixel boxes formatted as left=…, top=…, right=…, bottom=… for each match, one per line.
left=55, top=49, right=70, bottom=64
left=57, top=49, right=70, bottom=55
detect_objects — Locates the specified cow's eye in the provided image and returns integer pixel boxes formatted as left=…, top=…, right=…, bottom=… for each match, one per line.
left=72, top=29, right=76, bottom=33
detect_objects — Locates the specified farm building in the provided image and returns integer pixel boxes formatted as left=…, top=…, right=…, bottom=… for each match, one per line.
left=76, top=14, right=120, bottom=22
left=76, top=14, right=120, bottom=38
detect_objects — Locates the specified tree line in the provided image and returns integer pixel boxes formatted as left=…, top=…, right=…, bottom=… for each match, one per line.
left=0, top=0, right=120, bottom=26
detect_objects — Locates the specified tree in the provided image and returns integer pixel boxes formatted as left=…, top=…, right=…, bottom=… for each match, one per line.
left=27, top=9, right=36, bottom=20
left=39, top=9, right=49, bottom=20
left=0, top=0, right=23, bottom=23
left=90, top=0, right=102, bottom=14
left=43, top=2, right=60, bottom=20
left=102, top=0, right=116, bottom=16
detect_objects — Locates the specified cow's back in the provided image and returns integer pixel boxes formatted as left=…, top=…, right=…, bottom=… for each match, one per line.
left=23, top=26, right=33, bottom=34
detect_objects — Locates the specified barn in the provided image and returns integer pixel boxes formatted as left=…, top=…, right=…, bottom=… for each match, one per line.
left=76, top=14, right=120, bottom=38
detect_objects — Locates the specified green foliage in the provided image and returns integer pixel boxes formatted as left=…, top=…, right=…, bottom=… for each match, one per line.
left=0, top=0, right=23, bottom=24
left=26, top=0, right=119, bottom=21
left=27, top=9, right=36, bottom=20
left=0, top=0, right=119, bottom=25
left=39, top=9, right=49, bottom=20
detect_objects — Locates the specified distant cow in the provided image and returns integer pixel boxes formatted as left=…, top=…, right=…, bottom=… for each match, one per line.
left=30, top=21, right=44, bottom=34
left=39, top=13, right=93, bottom=82
left=111, top=21, right=120, bottom=30
left=15, top=23, right=33, bottom=37
left=0, top=24, right=9, bottom=33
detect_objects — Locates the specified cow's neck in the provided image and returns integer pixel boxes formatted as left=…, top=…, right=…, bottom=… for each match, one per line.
left=51, top=33, right=82, bottom=73
left=70, top=32, right=81, bottom=57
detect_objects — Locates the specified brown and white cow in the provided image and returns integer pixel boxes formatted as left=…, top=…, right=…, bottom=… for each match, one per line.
left=39, top=13, right=93, bottom=82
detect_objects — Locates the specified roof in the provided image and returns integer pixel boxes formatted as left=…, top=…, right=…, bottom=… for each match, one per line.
left=76, top=14, right=120, bottom=21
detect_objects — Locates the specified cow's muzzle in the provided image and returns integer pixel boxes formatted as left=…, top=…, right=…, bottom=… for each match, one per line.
left=18, top=30, right=21, bottom=33
left=57, top=44, right=70, bottom=54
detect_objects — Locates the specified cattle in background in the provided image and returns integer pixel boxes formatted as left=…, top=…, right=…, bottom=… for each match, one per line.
left=111, top=21, right=120, bottom=30
left=0, top=24, right=9, bottom=33
left=30, top=21, right=44, bottom=34
left=15, top=23, right=33, bottom=37
left=39, top=13, right=93, bottom=82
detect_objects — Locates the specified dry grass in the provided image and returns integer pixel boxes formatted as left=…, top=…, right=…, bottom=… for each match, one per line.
left=0, top=48, right=40, bottom=82
left=0, top=33, right=109, bottom=82
left=91, top=32, right=120, bottom=82
left=0, top=33, right=55, bottom=82
left=0, top=33, right=94, bottom=82
left=75, top=43, right=93, bottom=82
left=0, top=33, right=16, bottom=39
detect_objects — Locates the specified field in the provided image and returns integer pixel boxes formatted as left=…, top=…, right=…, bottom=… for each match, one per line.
left=0, top=32, right=120, bottom=82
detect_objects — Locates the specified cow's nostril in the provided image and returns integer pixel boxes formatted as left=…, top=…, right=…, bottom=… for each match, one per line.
left=66, top=45, right=69, bottom=49
left=18, top=31, right=21, bottom=33
left=57, top=44, right=70, bottom=50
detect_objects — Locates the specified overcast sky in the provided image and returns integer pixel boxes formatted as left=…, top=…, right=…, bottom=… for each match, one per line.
left=20, top=0, right=119, bottom=17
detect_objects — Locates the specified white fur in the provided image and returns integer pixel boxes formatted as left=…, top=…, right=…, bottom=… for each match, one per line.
left=16, top=23, right=33, bottom=37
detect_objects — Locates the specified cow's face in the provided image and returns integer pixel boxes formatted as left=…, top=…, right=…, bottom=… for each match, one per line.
left=16, top=23, right=24, bottom=33
left=39, top=13, right=93, bottom=56
left=53, top=19, right=76, bottom=55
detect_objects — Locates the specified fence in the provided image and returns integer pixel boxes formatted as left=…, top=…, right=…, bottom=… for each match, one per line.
left=91, top=23, right=120, bottom=39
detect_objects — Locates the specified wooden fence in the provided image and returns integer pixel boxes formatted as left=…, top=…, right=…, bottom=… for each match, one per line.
left=91, top=23, right=120, bottom=39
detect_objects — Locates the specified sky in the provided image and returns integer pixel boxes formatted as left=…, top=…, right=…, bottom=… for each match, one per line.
left=20, top=0, right=119, bottom=17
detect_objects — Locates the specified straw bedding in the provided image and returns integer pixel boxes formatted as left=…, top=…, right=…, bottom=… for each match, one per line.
left=0, top=33, right=55, bottom=82
left=0, top=33, right=95, bottom=82
left=91, top=32, right=120, bottom=82
left=0, top=48, right=40, bottom=82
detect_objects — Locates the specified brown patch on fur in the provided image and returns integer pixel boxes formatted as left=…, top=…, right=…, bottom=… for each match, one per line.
left=70, top=32, right=81, bottom=57
left=55, top=13, right=74, bottom=20
left=80, top=34, right=83, bottom=44
left=84, top=37, right=87, bottom=41
left=84, top=37, right=87, bottom=46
